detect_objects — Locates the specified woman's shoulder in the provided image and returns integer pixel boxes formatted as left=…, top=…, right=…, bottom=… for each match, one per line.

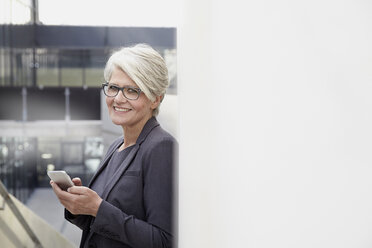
left=138, top=125, right=177, bottom=157
left=140, top=126, right=177, bottom=168
left=148, top=125, right=177, bottom=144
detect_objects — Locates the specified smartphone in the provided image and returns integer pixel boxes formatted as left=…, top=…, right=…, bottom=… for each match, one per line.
left=47, top=170, right=74, bottom=191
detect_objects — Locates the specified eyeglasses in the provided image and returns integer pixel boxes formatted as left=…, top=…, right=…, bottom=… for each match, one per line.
left=102, top=83, right=142, bottom=100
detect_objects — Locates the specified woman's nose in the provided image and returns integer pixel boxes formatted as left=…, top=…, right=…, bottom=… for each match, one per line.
left=114, top=90, right=128, bottom=103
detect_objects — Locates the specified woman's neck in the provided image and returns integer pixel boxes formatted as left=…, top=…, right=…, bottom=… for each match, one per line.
left=119, top=116, right=152, bottom=151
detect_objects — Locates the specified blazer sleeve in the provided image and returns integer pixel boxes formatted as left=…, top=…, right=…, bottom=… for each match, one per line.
left=89, top=137, right=176, bottom=248
left=65, top=210, right=92, bottom=231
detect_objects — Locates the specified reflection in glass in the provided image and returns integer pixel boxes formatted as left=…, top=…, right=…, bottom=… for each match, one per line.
left=37, top=49, right=59, bottom=87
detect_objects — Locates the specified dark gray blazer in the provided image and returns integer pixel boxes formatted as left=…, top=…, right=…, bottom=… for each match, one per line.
left=65, top=117, right=177, bottom=248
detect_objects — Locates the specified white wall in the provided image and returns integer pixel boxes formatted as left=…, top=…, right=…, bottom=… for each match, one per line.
left=178, top=1, right=372, bottom=247
left=157, top=94, right=179, bottom=140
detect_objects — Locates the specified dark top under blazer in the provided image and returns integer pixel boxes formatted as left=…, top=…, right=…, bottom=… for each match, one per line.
left=65, top=117, right=177, bottom=248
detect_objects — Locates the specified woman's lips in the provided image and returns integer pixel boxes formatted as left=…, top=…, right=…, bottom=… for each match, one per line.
left=114, top=106, right=131, bottom=112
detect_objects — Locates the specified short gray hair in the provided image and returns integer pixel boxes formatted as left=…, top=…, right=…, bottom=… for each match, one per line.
left=104, top=44, right=169, bottom=116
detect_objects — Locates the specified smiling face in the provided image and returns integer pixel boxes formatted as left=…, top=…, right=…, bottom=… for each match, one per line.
left=106, top=67, right=159, bottom=130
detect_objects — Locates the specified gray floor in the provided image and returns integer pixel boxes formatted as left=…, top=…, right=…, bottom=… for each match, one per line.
left=26, top=188, right=81, bottom=247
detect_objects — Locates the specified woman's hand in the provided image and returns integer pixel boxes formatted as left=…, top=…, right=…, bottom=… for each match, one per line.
left=50, top=180, right=102, bottom=217
left=71, top=177, right=83, bottom=187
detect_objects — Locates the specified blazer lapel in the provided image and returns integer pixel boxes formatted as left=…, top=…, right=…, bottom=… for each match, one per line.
left=100, top=144, right=140, bottom=200
left=99, top=117, right=160, bottom=200
left=88, top=139, right=123, bottom=187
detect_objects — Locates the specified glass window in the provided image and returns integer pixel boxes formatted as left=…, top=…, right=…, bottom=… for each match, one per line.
left=84, top=137, right=104, bottom=173
left=60, top=50, right=83, bottom=87
left=84, top=49, right=106, bottom=87
left=0, top=48, right=11, bottom=86
left=37, top=48, right=59, bottom=87
left=0, top=48, right=33, bottom=87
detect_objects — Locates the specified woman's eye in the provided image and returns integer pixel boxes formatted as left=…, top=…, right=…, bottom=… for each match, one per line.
left=109, top=85, right=118, bottom=90
left=127, top=88, right=139, bottom=94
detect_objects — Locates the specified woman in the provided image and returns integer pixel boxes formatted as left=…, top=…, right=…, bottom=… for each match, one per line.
left=51, top=44, right=177, bottom=248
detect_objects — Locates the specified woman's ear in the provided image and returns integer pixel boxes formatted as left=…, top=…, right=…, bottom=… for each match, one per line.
left=150, top=95, right=163, bottom=110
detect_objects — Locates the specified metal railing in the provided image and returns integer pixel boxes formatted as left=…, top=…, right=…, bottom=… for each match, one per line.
left=0, top=180, right=43, bottom=248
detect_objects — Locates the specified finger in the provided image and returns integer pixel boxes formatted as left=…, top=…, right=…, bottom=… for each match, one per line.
left=50, top=180, right=62, bottom=193
left=59, top=193, right=78, bottom=206
left=67, top=186, right=89, bottom=195
left=72, top=177, right=82, bottom=186
left=51, top=181, right=72, bottom=199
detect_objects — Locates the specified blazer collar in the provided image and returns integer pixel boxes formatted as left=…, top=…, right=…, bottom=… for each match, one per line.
left=135, top=117, right=159, bottom=145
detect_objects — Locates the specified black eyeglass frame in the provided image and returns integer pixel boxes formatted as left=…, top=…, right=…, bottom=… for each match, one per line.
left=102, top=83, right=142, bottom=100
